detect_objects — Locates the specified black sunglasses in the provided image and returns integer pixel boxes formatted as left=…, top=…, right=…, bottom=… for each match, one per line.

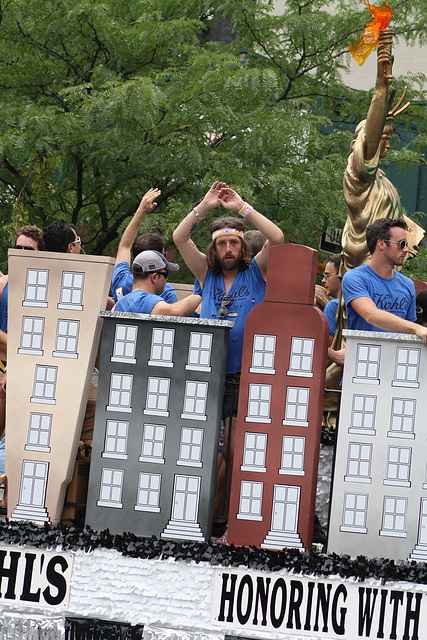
left=218, top=295, right=232, bottom=318
left=14, top=244, right=35, bottom=250
left=382, top=239, right=408, bottom=250
left=156, top=271, right=169, bottom=279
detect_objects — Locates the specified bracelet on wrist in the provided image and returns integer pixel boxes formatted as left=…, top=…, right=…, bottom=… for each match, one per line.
left=192, top=208, right=203, bottom=221
left=237, top=202, right=253, bottom=218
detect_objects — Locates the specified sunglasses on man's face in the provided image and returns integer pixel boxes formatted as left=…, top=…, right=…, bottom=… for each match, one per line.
left=14, top=244, right=35, bottom=250
left=156, top=271, right=169, bottom=279
left=383, top=239, right=408, bottom=250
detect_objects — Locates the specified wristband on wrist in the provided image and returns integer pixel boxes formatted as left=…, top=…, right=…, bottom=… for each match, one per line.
left=192, top=208, right=203, bottom=221
left=237, top=202, right=253, bottom=218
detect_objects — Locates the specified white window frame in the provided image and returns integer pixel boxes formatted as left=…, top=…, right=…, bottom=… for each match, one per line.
left=353, top=344, right=381, bottom=385
left=349, top=394, right=376, bottom=435
left=249, top=334, right=276, bottom=374
left=53, top=318, right=80, bottom=358
left=384, top=446, right=412, bottom=487
left=58, top=271, right=84, bottom=310
left=392, top=347, right=421, bottom=388
left=340, top=492, right=368, bottom=533
left=241, top=433, right=268, bottom=473
left=139, top=423, right=167, bottom=464
left=30, top=365, right=58, bottom=405
left=186, top=332, right=213, bottom=372
left=237, top=480, right=264, bottom=521
left=287, top=337, right=314, bottom=378
left=181, top=380, right=208, bottom=421
left=102, top=420, right=129, bottom=459
left=246, top=384, right=272, bottom=424
left=344, top=442, right=372, bottom=483
left=279, top=436, right=305, bottom=476
left=97, top=468, right=124, bottom=509
left=111, top=324, right=138, bottom=364
left=148, top=328, right=175, bottom=367
left=282, top=386, right=309, bottom=426
left=144, top=377, right=170, bottom=417
left=107, top=373, right=133, bottom=413
left=25, top=413, right=52, bottom=452
left=388, top=397, right=416, bottom=439
left=135, top=473, right=162, bottom=513
left=380, top=496, right=408, bottom=538
left=177, top=427, right=204, bottom=467
left=23, top=269, right=49, bottom=308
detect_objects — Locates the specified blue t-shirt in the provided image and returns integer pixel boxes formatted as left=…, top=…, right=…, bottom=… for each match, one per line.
left=199, top=258, right=266, bottom=373
left=112, top=261, right=177, bottom=304
left=114, top=289, right=164, bottom=314
left=323, top=298, right=339, bottom=337
left=0, top=281, right=7, bottom=333
left=342, top=264, right=416, bottom=332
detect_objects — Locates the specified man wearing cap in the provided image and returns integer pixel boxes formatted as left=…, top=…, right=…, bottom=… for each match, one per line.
left=113, top=249, right=201, bottom=316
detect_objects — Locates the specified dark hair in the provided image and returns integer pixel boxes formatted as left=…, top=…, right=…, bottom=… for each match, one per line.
left=132, top=233, right=165, bottom=261
left=366, top=218, right=407, bottom=255
left=206, top=217, right=252, bottom=274
left=43, top=219, right=77, bottom=252
left=243, top=230, right=266, bottom=258
left=326, top=253, right=342, bottom=274
left=131, top=266, right=151, bottom=280
left=15, top=225, right=45, bottom=251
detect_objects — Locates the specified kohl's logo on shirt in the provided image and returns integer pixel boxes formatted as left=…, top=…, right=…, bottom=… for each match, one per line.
left=373, top=292, right=409, bottom=312
left=213, top=286, right=251, bottom=306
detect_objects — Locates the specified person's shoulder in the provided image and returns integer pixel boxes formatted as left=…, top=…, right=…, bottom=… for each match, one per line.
left=393, top=269, right=415, bottom=289
left=342, top=264, right=368, bottom=282
left=324, top=298, right=339, bottom=313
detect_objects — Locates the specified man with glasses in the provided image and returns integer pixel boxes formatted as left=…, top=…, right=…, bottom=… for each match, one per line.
left=43, top=219, right=83, bottom=254
left=342, top=218, right=427, bottom=342
left=112, top=187, right=177, bottom=305
left=322, top=254, right=342, bottom=344
left=113, top=250, right=201, bottom=316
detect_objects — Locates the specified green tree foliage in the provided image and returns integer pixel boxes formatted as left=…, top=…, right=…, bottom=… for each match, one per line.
left=0, top=0, right=426, bottom=273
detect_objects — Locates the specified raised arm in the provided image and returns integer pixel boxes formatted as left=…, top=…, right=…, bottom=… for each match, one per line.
left=151, top=294, right=202, bottom=317
left=364, top=28, right=393, bottom=161
left=115, top=188, right=161, bottom=265
left=217, top=187, right=284, bottom=279
left=172, top=182, right=227, bottom=285
left=350, top=296, right=427, bottom=343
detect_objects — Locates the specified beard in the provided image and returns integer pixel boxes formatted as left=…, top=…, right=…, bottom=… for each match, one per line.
left=217, top=254, right=241, bottom=271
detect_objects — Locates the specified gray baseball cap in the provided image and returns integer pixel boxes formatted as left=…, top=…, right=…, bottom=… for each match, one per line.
left=132, top=249, right=179, bottom=273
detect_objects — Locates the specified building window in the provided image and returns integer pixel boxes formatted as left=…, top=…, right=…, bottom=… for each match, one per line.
left=135, top=473, right=161, bottom=513
left=388, top=398, right=416, bottom=439
left=144, top=377, right=170, bottom=416
left=102, top=420, right=129, bottom=459
left=384, top=446, right=411, bottom=487
left=287, top=337, right=314, bottom=378
left=112, top=324, right=138, bottom=363
left=241, top=433, right=267, bottom=473
left=186, top=332, right=213, bottom=372
left=283, top=387, right=309, bottom=426
left=25, top=413, right=52, bottom=452
left=107, top=373, right=133, bottom=413
left=178, top=427, right=204, bottom=467
left=340, top=492, right=368, bottom=533
left=353, top=344, right=381, bottom=385
left=58, top=271, right=84, bottom=310
left=344, top=443, right=372, bottom=483
left=237, top=481, right=263, bottom=521
left=19, top=316, right=45, bottom=355
left=246, top=384, right=272, bottom=423
left=181, top=381, right=208, bottom=421
left=53, top=319, right=80, bottom=358
left=97, top=468, right=124, bottom=508
left=392, top=347, right=420, bottom=388
left=148, top=328, right=175, bottom=367
left=23, top=269, right=49, bottom=308
left=31, top=365, right=57, bottom=405
left=280, top=436, right=305, bottom=476
left=349, top=394, right=376, bottom=434
left=250, top=335, right=276, bottom=374
left=380, top=496, right=407, bottom=538
left=140, top=424, right=166, bottom=464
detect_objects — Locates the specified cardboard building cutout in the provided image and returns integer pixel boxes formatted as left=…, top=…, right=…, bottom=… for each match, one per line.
left=5, top=249, right=114, bottom=524
left=85, top=312, right=232, bottom=541
left=227, top=244, right=329, bottom=551
left=328, top=329, right=427, bottom=562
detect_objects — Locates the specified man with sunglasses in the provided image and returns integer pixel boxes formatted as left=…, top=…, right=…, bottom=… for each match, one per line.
left=342, top=218, right=427, bottom=342
left=43, top=219, right=83, bottom=254
left=113, top=250, right=201, bottom=316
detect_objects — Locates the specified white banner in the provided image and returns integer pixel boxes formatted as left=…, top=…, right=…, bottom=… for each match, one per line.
left=0, top=545, right=73, bottom=611
left=211, top=567, right=427, bottom=640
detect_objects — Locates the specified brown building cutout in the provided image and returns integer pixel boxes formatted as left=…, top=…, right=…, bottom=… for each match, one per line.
left=5, top=249, right=114, bottom=524
left=227, top=244, right=329, bottom=551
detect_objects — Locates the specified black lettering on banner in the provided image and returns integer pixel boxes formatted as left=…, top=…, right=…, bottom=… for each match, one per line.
left=390, top=590, right=404, bottom=640
left=286, top=580, right=303, bottom=630
left=377, top=589, right=388, bottom=639
left=270, top=578, right=287, bottom=629
left=218, top=573, right=237, bottom=623
left=20, top=552, right=41, bottom=603
left=402, top=592, right=422, bottom=640
left=43, top=556, right=68, bottom=606
left=358, top=587, right=378, bottom=637
left=0, top=550, right=20, bottom=600
left=304, top=581, right=315, bottom=631
left=236, top=575, right=253, bottom=625
left=252, top=576, right=270, bottom=626
left=331, top=584, right=347, bottom=636
left=313, top=583, right=332, bottom=633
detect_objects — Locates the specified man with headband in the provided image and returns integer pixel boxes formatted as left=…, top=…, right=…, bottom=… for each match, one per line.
left=173, top=182, right=283, bottom=537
